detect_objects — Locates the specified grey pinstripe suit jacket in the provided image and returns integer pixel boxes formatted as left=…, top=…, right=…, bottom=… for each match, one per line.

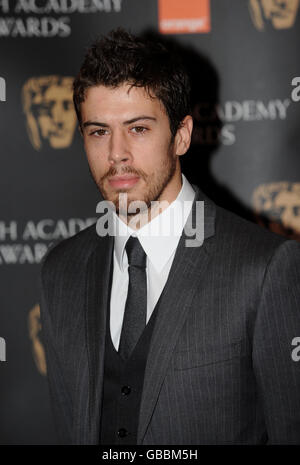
left=40, top=184, right=300, bottom=444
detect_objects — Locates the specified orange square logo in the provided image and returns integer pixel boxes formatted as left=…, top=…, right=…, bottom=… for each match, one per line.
left=158, top=0, right=211, bottom=34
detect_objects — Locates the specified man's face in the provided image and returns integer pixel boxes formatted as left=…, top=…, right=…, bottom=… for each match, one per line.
left=81, top=84, right=189, bottom=216
left=35, top=85, right=76, bottom=148
left=261, top=0, right=299, bottom=28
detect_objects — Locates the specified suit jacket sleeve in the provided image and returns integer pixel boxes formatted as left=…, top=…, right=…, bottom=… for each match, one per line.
left=252, top=239, right=300, bottom=444
left=39, top=270, right=73, bottom=445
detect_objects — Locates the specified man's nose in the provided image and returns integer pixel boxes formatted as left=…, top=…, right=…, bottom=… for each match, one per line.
left=108, top=130, right=131, bottom=164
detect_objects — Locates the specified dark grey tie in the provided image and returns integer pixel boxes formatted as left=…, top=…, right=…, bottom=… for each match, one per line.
left=118, top=236, right=147, bottom=361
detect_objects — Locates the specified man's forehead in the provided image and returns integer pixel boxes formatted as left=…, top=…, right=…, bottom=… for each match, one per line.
left=81, top=83, right=166, bottom=121
left=84, top=83, right=157, bottom=103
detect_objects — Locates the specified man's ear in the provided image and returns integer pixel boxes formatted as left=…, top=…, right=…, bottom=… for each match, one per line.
left=174, top=115, right=193, bottom=156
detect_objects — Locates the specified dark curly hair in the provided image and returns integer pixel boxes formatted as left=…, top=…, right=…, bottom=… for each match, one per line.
left=73, top=28, right=191, bottom=138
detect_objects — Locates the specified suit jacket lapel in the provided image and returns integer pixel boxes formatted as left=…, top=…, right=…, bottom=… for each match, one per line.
left=137, top=186, right=216, bottom=444
left=83, top=231, right=114, bottom=444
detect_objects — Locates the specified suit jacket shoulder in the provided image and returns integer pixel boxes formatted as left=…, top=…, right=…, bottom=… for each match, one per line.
left=193, top=185, right=292, bottom=270
left=40, top=221, right=104, bottom=292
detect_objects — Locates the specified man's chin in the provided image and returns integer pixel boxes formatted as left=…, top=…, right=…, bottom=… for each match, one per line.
left=105, top=187, right=144, bottom=204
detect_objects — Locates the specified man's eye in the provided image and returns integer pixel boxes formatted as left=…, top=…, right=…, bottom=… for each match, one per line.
left=131, top=126, right=147, bottom=134
left=90, top=129, right=108, bottom=136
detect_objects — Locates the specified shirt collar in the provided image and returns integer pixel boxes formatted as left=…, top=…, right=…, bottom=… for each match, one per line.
left=113, top=173, right=195, bottom=273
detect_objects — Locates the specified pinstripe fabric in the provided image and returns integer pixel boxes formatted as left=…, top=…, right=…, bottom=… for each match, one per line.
left=40, top=184, right=300, bottom=444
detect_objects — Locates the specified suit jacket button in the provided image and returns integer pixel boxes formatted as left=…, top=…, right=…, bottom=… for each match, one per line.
left=118, top=428, right=128, bottom=438
left=121, top=385, right=131, bottom=395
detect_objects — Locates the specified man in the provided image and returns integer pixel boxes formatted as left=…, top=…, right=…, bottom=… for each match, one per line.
left=40, top=29, right=300, bottom=445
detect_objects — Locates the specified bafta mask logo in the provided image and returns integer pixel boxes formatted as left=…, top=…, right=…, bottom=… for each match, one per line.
left=253, top=182, right=300, bottom=241
left=22, top=76, right=76, bottom=150
left=28, top=304, right=47, bottom=376
left=249, top=0, right=299, bottom=30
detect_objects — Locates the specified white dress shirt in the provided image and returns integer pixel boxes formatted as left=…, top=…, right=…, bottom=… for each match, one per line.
left=110, top=173, right=195, bottom=351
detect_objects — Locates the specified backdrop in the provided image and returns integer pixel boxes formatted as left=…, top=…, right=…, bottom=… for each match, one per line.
left=0, top=0, right=299, bottom=444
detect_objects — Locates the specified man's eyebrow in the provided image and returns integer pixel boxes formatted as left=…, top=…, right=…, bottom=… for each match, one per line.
left=82, top=116, right=157, bottom=128
left=123, top=116, right=157, bottom=125
left=83, top=121, right=109, bottom=128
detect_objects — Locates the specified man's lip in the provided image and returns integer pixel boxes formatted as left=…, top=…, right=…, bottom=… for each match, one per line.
left=108, top=175, right=140, bottom=188
left=109, top=175, right=140, bottom=181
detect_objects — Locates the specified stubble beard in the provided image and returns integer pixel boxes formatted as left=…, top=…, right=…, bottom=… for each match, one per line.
left=90, top=145, right=178, bottom=219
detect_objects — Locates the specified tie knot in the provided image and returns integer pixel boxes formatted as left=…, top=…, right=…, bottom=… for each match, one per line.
left=125, top=236, right=146, bottom=268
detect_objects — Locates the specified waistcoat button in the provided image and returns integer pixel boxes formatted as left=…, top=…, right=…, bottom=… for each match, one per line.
left=117, top=428, right=128, bottom=438
left=121, top=385, right=131, bottom=395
